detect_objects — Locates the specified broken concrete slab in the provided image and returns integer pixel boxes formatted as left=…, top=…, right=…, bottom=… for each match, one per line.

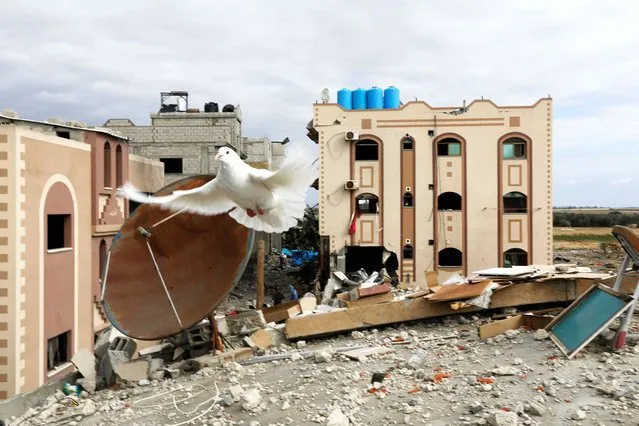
left=70, top=348, right=96, bottom=383
left=225, top=310, right=267, bottom=335
left=98, top=350, right=131, bottom=385
left=109, top=336, right=137, bottom=359
left=114, top=359, right=150, bottom=382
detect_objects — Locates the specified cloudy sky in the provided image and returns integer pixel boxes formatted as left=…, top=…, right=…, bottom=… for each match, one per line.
left=2, top=1, right=638, bottom=207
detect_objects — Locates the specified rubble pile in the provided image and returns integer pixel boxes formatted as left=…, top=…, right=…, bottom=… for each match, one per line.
left=7, top=312, right=639, bottom=425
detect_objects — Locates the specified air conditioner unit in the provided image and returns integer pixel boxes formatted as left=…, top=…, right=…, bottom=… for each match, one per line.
left=344, top=180, right=359, bottom=190
left=345, top=131, right=359, bottom=141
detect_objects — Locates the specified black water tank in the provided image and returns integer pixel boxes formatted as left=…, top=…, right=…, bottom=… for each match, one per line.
left=204, top=102, right=219, bottom=113
left=222, top=104, right=235, bottom=112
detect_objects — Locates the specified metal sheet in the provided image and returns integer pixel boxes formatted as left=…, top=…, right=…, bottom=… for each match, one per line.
left=101, top=175, right=255, bottom=341
left=546, top=283, right=634, bottom=358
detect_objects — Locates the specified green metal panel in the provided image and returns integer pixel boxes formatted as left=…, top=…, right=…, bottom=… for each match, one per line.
left=549, top=287, right=628, bottom=352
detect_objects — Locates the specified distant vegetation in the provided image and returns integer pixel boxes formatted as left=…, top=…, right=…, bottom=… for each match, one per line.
left=553, top=210, right=639, bottom=228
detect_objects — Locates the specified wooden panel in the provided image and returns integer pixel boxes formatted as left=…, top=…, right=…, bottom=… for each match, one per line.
left=509, top=116, right=521, bottom=127
left=508, top=165, right=522, bottom=186
left=359, top=166, right=374, bottom=188
left=361, top=119, right=372, bottom=129
left=359, top=220, right=374, bottom=244
left=508, top=219, right=523, bottom=243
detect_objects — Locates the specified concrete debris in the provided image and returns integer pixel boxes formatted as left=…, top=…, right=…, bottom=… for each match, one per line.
left=240, top=388, right=262, bottom=410
left=534, top=329, right=550, bottom=340
left=487, top=410, right=518, bottom=426
left=326, top=407, right=350, bottom=425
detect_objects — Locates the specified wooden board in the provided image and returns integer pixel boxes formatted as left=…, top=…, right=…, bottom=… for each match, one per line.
left=545, top=283, right=635, bottom=358
left=425, top=280, right=493, bottom=302
left=285, top=279, right=600, bottom=339
left=262, top=300, right=300, bottom=324
left=346, top=291, right=394, bottom=308
left=478, top=315, right=553, bottom=339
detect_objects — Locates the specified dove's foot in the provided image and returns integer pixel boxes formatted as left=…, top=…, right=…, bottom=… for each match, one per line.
left=258, top=208, right=265, bottom=216
left=246, top=209, right=257, bottom=217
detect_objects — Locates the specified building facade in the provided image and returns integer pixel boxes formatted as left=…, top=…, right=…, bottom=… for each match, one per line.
left=0, top=112, right=164, bottom=400
left=310, top=94, right=553, bottom=288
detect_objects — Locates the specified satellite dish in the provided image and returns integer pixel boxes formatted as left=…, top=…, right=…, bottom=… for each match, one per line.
left=101, top=175, right=255, bottom=340
left=321, top=88, right=330, bottom=103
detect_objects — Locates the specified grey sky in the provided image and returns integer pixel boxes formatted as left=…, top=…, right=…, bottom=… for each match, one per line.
left=1, top=1, right=638, bottom=207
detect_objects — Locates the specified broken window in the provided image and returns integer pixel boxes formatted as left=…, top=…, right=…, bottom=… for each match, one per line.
left=503, top=191, right=527, bottom=213
left=504, top=248, right=528, bottom=267
left=47, top=331, right=70, bottom=370
left=55, top=130, right=70, bottom=139
left=403, top=244, right=414, bottom=259
left=160, top=158, right=184, bottom=174
left=437, top=138, right=461, bottom=156
left=115, top=145, right=123, bottom=188
left=437, top=192, right=462, bottom=211
left=355, top=140, right=379, bottom=161
left=402, top=138, right=413, bottom=150
left=47, top=214, right=71, bottom=250
left=356, top=193, right=379, bottom=214
left=403, top=192, right=414, bottom=207
left=438, top=247, right=462, bottom=267
left=104, top=142, right=112, bottom=188
left=503, top=138, right=527, bottom=159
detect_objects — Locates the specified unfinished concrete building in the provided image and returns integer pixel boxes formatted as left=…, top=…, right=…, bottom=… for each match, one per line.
left=308, top=87, right=553, bottom=288
left=103, top=91, right=287, bottom=252
left=0, top=111, right=164, bottom=400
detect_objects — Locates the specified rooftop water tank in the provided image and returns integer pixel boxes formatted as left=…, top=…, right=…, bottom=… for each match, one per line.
left=337, top=88, right=352, bottom=110
left=222, top=104, right=235, bottom=113
left=352, top=88, right=366, bottom=110
left=204, top=102, right=219, bottom=113
left=383, top=86, right=400, bottom=109
left=366, top=86, right=384, bottom=109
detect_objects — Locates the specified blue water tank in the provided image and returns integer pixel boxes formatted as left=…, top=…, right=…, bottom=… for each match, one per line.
left=337, top=88, right=352, bottom=109
left=366, top=86, right=384, bottom=109
left=383, top=86, right=401, bottom=109
left=352, top=88, right=367, bottom=110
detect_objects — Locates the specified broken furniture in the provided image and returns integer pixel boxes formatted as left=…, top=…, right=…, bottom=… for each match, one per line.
left=545, top=283, right=635, bottom=358
left=100, top=175, right=255, bottom=341
left=610, top=225, right=639, bottom=348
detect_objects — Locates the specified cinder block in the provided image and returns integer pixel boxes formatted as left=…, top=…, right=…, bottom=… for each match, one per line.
left=98, top=350, right=130, bottom=385
left=109, top=337, right=137, bottom=359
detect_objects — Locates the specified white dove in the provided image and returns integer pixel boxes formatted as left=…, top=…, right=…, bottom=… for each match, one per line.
left=118, top=141, right=319, bottom=233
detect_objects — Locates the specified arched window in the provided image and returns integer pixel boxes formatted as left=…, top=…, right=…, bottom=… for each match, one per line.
left=503, top=137, right=527, bottom=159
left=115, top=145, right=123, bottom=188
left=503, top=191, right=527, bottom=213
left=438, top=248, right=462, bottom=267
left=403, top=192, right=414, bottom=207
left=402, top=138, right=413, bottom=150
left=437, top=138, right=461, bottom=156
left=355, top=139, right=378, bottom=161
left=99, top=239, right=107, bottom=281
left=403, top=244, right=414, bottom=259
left=504, top=248, right=528, bottom=266
left=355, top=193, right=379, bottom=214
left=437, top=192, right=462, bottom=211
left=104, top=142, right=112, bottom=188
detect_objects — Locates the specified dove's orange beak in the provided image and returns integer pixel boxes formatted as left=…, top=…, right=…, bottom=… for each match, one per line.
left=215, top=152, right=222, bottom=161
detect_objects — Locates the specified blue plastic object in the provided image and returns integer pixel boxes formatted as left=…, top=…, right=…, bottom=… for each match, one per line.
left=383, top=86, right=400, bottom=109
left=352, top=88, right=367, bottom=110
left=337, top=88, right=352, bottom=109
left=281, top=248, right=319, bottom=267
left=366, top=86, right=384, bottom=109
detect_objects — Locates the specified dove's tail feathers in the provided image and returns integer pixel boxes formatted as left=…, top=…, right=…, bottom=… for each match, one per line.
left=267, top=141, right=319, bottom=192
left=228, top=208, right=295, bottom=234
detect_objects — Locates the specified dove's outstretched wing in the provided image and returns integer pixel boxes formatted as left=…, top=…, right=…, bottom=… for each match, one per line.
left=118, top=179, right=237, bottom=216
left=249, top=142, right=318, bottom=193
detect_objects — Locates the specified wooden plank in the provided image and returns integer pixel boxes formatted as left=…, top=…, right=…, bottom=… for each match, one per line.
left=358, top=283, right=391, bottom=298
left=478, top=315, right=553, bottom=339
left=346, top=291, right=393, bottom=308
left=425, top=280, right=493, bottom=302
left=285, top=280, right=576, bottom=339
left=262, top=300, right=299, bottom=324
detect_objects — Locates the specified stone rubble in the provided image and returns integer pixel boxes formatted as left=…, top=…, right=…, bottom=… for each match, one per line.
left=4, top=312, right=639, bottom=426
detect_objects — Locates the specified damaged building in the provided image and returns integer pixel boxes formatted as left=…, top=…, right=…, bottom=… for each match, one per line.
left=0, top=111, right=164, bottom=401
left=103, top=90, right=286, bottom=252
left=308, top=87, right=553, bottom=288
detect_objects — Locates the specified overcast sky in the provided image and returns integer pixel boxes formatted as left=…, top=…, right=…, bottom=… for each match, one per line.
left=1, top=1, right=638, bottom=207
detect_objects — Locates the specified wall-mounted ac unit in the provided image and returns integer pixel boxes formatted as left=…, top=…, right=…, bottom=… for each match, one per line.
left=344, top=180, right=359, bottom=190
left=345, top=131, right=359, bottom=141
